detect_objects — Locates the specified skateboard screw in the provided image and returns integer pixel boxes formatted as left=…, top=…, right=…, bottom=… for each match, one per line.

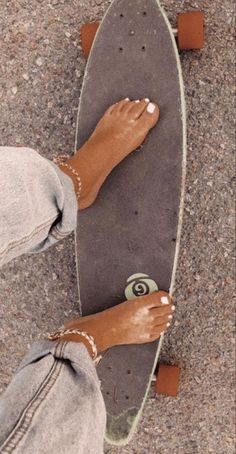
left=130, top=30, right=135, bottom=35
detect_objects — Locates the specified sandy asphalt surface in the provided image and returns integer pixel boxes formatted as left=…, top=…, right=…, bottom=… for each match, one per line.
left=0, top=0, right=235, bottom=453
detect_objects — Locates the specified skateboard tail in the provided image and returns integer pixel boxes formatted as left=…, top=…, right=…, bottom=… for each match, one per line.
left=105, top=338, right=164, bottom=446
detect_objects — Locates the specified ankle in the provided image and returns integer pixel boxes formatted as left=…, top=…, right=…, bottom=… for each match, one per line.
left=48, top=327, right=100, bottom=361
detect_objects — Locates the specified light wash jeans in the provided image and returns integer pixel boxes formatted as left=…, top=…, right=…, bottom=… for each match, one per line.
left=0, top=147, right=106, bottom=454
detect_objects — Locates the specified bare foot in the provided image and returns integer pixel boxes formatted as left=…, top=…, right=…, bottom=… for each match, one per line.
left=60, top=98, right=159, bottom=209
left=61, top=291, right=175, bottom=357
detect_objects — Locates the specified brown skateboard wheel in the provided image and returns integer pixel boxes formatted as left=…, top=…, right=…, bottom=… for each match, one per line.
left=155, top=364, right=180, bottom=397
left=80, top=22, right=100, bottom=58
left=177, top=11, right=204, bottom=50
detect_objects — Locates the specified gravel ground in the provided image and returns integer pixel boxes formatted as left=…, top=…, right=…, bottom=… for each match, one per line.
left=0, top=1, right=235, bottom=453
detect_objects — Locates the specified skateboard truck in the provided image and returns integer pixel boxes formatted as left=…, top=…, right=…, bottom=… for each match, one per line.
left=80, top=11, right=204, bottom=58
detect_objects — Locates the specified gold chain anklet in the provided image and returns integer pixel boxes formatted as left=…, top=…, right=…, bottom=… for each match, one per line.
left=53, top=154, right=82, bottom=201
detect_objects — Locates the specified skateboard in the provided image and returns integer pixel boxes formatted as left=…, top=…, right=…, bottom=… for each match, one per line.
left=75, top=0, right=204, bottom=445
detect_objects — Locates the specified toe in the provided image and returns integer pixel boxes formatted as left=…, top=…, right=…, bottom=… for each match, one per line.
left=155, top=320, right=172, bottom=332
left=150, top=305, right=174, bottom=318
left=127, top=98, right=150, bottom=119
left=154, top=314, right=173, bottom=326
left=137, top=101, right=160, bottom=130
left=150, top=320, right=172, bottom=340
left=112, top=98, right=131, bottom=114
left=140, top=291, right=172, bottom=309
left=121, top=100, right=139, bottom=114
left=106, top=98, right=129, bottom=115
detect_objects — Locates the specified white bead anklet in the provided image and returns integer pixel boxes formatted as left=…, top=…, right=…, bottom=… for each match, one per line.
left=48, top=327, right=102, bottom=364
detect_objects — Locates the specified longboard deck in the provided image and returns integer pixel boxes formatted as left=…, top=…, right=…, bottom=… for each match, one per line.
left=75, top=0, right=186, bottom=445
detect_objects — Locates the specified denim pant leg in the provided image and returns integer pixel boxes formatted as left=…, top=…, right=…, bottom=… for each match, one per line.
left=0, top=146, right=78, bottom=266
left=0, top=147, right=106, bottom=453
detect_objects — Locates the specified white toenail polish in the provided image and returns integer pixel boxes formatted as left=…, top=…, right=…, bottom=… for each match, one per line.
left=161, top=296, right=169, bottom=305
left=144, top=98, right=150, bottom=102
left=125, top=98, right=130, bottom=101
left=147, top=102, right=156, bottom=114
left=135, top=100, right=140, bottom=103
left=171, top=305, right=176, bottom=311
left=168, top=315, right=173, bottom=319
left=160, top=331, right=164, bottom=336
left=167, top=322, right=171, bottom=327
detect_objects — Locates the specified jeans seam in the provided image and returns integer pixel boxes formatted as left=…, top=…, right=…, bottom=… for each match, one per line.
left=0, top=342, right=66, bottom=453
left=54, top=224, right=72, bottom=236
left=50, top=229, right=68, bottom=241
left=0, top=215, right=58, bottom=260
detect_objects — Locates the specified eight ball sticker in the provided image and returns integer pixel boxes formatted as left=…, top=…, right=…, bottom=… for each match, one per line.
left=125, top=273, right=158, bottom=300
